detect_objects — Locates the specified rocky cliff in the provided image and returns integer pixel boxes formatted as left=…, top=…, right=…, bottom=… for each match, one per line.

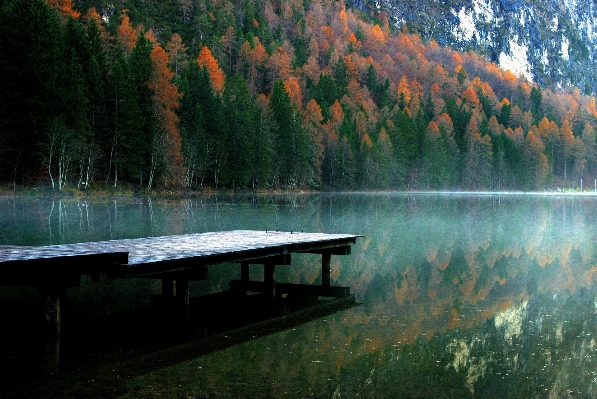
left=352, top=0, right=597, bottom=92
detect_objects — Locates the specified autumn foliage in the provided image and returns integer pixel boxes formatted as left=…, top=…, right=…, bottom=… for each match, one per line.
left=149, top=45, right=183, bottom=187
left=3, top=0, right=597, bottom=190
left=197, top=45, right=225, bottom=95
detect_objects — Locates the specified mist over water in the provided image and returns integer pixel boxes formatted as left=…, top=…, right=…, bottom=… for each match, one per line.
left=2, top=193, right=597, bottom=397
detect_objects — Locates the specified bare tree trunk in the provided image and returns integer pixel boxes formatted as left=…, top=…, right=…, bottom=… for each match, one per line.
left=84, top=154, right=92, bottom=189
left=107, top=137, right=117, bottom=184
left=148, top=154, right=156, bottom=190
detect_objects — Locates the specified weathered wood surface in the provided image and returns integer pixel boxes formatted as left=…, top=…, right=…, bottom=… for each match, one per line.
left=0, top=231, right=361, bottom=280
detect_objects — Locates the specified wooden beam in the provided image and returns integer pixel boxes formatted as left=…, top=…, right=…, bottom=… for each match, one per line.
left=140, top=267, right=208, bottom=281
left=0, top=273, right=80, bottom=288
left=236, top=254, right=292, bottom=265
left=304, top=245, right=352, bottom=255
left=229, top=281, right=351, bottom=298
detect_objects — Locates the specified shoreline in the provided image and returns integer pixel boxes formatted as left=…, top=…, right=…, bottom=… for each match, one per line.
left=2, top=186, right=597, bottom=199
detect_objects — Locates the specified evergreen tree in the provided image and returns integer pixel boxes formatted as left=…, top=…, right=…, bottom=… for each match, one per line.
left=0, top=0, right=64, bottom=182
left=251, top=95, right=275, bottom=188
left=222, top=74, right=254, bottom=187
left=125, top=33, right=154, bottom=186
left=269, top=80, right=310, bottom=187
left=178, top=62, right=208, bottom=187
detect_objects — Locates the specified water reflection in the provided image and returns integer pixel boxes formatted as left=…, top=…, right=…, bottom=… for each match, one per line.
left=2, top=193, right=597, bottom=397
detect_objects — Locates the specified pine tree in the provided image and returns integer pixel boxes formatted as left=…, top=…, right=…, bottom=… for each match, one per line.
left=269, top=79, right=310, bottom=187
left=178, top=62, right=208, bottom=188
left=222, top=74, right=254, bottom=187
left=126, top=33, right=154, bottom=186
left=0, top=0, right=64, bottom=182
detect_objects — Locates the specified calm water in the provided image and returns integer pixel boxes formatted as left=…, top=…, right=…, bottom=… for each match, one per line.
left=2, top=192, right=597, bottom=398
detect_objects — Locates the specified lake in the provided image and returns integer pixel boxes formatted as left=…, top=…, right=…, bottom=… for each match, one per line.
left=1, top=192, right=597, bottom=398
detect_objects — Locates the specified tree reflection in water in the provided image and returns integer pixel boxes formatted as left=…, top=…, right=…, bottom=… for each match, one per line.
left=2, top=193, right=597, bottom=397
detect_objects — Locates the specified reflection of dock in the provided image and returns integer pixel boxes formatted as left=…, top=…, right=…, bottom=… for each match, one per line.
left=0, top=230, right=361, bottom=356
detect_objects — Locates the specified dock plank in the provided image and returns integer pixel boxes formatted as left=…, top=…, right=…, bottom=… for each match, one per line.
left=0, top=231, right=361, bottom=279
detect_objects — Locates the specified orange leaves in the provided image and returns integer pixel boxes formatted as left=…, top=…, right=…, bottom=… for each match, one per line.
left=45, top=0, right=80, bottom=19
left=436, top=113, right=454, bottom=136
left=426, top=121, right=440, bottom=140
left=149, top=45, right=183, bottom=186
left=360, top=132, right=373, bottom=150
left=304, top=99, right=324, bottom=125
left=285, top=76, right=303, bottom=107
left=197, top=45, right=225, bottom=94
left=321, top=25, right=334, bottom=42
left=304, top=99, right=325, bottom=173
left=166, top=33, right=187, bottom=76
left=118, top=14, right=137, bottom=57
left=461, top=86, right=481, bottom=109
left=397, top=76, right=411, bottom=105
left=330, top=100, right=344, bottom=129
left=365, top=24, right=386, bottom=57
left=150, top=46, right=180, bottom=110
left=269, top=46, right=293, bottom=82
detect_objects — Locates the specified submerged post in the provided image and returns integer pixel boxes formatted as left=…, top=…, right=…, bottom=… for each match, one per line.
left=38, top=287, right=62, bottom=338
left=38, top=286, right=62, bottom=369
left=162, top=279, right=174, bottom=297
left=176, top=279, right=189, bottom=318
left=241, top=262, right=250, bottom=282
left=264, top=262, right=275, bottom=300
left=322, top=252, right=331, bottom=289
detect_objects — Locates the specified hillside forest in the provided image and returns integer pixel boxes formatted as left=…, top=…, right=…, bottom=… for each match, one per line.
left=2, top=0, right=597, bottom=191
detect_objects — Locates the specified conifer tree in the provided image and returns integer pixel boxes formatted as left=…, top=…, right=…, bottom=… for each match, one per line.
left=222, top=74, right=254, bottom=187
left=0, top=0, right=64, bottom=182
left=126, top=33, right=154, bottom=186
left=269, top=79, right=310, bottom=187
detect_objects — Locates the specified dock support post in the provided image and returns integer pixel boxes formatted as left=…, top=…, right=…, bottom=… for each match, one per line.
left=264, top=262, right=275, bottom=300
left=38, top=286, right=65, bottom=338
left=162, top=278, right=174, bottom=297
left=176, top=279, right=189, bottom=318
left=322, top=252, right=331, bottom=289
left=241, top=262, right=250, bottom=282
left=38, top=286, right=63, bottom=370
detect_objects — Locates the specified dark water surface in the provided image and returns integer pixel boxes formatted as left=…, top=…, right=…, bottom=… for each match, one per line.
left=2, top=193, right=597, bottom=398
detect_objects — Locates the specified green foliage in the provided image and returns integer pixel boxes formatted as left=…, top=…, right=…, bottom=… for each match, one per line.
left=1, top=0, right=596, bottom=192
left=222, top=74, right=254, bottom=187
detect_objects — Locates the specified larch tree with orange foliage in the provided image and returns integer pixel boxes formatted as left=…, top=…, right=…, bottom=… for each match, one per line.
left=118, top=14, right=137, bottom=57
left=523, top=129, right=549, bottom=189
left=165, top=33, right=187, bottom=77
left=463, top=116, right=493, bottom=188
left=45, top=0, right=79, bottom=19
left=148, top=45, right=183, bottom=189
left=197, top=45, right=225, bottom=95
left=303, top=99, right=325, bottom=183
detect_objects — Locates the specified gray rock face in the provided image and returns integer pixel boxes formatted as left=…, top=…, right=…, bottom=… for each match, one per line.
left=351, top=0, right=597, bottom=92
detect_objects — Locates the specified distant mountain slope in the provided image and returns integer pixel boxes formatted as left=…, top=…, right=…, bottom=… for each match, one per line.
left=351, top=0, right=597, bottom=92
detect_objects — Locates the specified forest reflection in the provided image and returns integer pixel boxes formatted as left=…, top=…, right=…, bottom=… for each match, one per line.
left=2, top=193, right=597, bottom=397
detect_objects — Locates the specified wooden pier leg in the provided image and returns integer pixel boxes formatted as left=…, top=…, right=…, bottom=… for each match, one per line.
left=162, top=278, right=174, bottom=297
left=264, top=262, right=275, bottom=300
left=322, top=252, right=331, bottom=290
left=38, top=287, right=63, bottom=338
left=238, top=262, right=250, bottom=296
left=38, top=286, right=63, bottom=370
left=176, top=279, right=189, bottom=318
left=241, top=262, right=250, bottom=282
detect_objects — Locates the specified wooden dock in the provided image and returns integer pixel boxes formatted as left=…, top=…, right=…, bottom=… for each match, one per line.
left=0, top=230, right=361, bottom=342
